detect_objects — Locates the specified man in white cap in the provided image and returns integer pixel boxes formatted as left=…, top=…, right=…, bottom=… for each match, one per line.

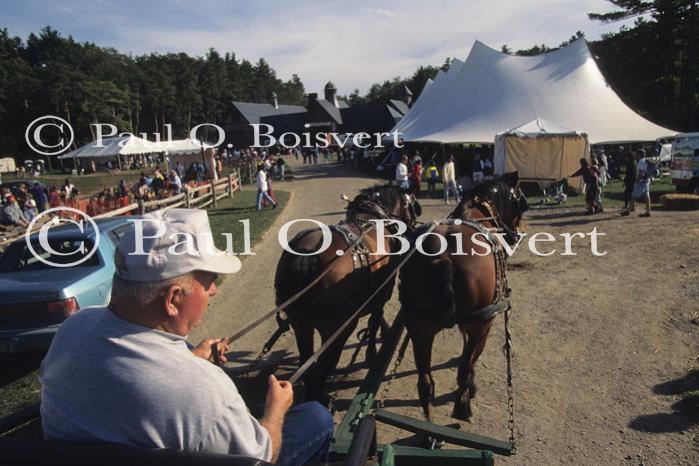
left=40, top=209, right=332, bottom=466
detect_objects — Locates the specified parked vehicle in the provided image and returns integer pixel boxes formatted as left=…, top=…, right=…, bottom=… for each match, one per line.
left=0, top=217, right=132, bottom=353
left=670, top=132, right=699, bottom=194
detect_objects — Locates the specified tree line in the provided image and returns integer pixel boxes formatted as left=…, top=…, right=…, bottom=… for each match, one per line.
left=0, top=26, right=305, bottom=160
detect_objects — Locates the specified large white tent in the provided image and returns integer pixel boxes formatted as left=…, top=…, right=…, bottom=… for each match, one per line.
left=400, top=39, right=675, bottom=144
left=58, top=135, right=161, bottom=160
left=494, top=118, right=589, bottom=181
left=153, top=138, right=213, bottom=155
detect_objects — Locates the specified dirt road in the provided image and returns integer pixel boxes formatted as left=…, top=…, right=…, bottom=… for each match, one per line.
left=194, top=159, right=698, bottom=465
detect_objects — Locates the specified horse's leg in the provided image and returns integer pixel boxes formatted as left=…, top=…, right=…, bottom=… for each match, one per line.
left=307, top=318, right=358, bottom=402
left=453, top=320, right=494, bottom=421
left=290, top=318, right=314, bottom=367
left=406, top=315, right=440, bottom=422
left=364, top=311, right=381, bottom=364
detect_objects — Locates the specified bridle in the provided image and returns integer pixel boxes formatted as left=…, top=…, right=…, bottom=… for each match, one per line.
left=466, top=185, right=527, bottom=245
left=346, top=191, right=420, bottom=231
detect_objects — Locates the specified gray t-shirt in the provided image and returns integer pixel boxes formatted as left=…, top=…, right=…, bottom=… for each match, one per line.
left=40, top=307, right=272, bottom=461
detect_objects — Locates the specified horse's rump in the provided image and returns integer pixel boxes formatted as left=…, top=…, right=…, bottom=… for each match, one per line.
left=399, top=226, right=457, bottom=327
left=274, top=228, right=324, bottom=308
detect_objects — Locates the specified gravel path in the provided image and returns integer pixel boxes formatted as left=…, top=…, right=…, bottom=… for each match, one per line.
left=192, top=160, right=699, bottom=466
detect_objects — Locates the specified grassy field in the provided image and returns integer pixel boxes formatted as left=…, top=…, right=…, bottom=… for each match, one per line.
left=416, top=172, right=678, bottom=209
left=0, top=189, right=289, bottom=420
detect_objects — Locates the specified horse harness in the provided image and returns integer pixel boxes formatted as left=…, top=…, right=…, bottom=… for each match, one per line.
left=445, top=200, right=512, bottom=324
left=331, top=223, right=373, bottom=304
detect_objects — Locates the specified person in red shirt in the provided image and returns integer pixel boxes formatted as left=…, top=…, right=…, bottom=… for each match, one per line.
left=410, top=159, right=423, bottom=196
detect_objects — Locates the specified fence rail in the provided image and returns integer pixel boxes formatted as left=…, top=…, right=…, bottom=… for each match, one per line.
left=0, top=172, right=242, bottom=250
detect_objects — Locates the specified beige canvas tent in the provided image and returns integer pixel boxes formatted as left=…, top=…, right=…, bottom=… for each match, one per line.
left=0, top=157, right=16, bottom=173
left=494, top=118, right=589, bottom=182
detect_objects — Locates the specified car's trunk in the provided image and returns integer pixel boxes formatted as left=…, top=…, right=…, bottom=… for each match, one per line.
left=0, top=268, right=95, bottom=327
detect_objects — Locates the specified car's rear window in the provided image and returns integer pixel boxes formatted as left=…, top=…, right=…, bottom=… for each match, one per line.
left=0, top=238, right=100, bottom=272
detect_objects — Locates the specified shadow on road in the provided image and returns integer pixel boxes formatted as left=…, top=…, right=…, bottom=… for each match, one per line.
left=628, top=369, right=698, bottom=433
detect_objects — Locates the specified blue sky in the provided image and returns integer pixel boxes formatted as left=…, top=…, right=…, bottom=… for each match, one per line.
left=3, top=0, right=635, bottom=95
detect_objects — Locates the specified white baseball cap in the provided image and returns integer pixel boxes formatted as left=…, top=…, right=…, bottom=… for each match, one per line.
left=115, top=208, right=241, bottom=282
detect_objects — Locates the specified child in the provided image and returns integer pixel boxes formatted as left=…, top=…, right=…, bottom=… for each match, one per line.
left=427, top=161, right=439, bottom=198
left=569, top=158, right=602, bottom=214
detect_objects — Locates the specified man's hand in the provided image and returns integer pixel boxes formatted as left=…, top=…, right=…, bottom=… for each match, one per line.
left=260, top=375, right=294, bottom=462
left=191, top=337, right=229, bottom=364
left=265, top=375, right=294, bottom=416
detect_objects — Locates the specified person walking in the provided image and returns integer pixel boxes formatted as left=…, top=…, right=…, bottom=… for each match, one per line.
left=275, top=156, right=286, bottom=181
left=256, top=165, right=278, bottom=211
left=410, top=158, right=423, bottom=196
left=569, top=158, right=601, bottom=214
left=426, top=161, right=439, bottom=198
left=620, top=152, right=637, bottom=212
left=623, top=149, right=652, bottom=217
left=443, top=154, right=460, bottom=205
left=395, top=155, right=410, bottom=190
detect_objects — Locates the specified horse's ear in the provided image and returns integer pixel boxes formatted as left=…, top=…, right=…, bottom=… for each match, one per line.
left=499, top=171, right=519, bottom=188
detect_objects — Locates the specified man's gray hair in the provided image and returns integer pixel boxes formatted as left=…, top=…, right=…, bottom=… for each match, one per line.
left=111, top=273, right=194, bottom=308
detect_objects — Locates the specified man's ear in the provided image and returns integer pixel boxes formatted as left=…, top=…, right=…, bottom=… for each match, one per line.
left=162, top=284, right=184, bottom=318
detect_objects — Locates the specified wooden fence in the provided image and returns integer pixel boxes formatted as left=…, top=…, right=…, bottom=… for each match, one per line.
left=0, top=171, right=242, bottom=250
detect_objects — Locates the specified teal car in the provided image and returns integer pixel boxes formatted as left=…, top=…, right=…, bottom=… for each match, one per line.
left=0, top=217, right=133, bottom=353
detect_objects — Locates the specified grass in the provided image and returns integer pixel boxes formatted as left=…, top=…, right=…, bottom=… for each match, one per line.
left=413, top=172, right=679, bottom=210
left=0, top=189, right=289, bottom=421
left=0, top=361, right=42, bottom=421
left=208, top=189, right=290, bottom=268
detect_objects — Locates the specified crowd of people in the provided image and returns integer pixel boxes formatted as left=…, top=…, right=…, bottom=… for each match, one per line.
left=393, top=151, right=495, bottom=204
left=569, top=148, right=654, bottom=216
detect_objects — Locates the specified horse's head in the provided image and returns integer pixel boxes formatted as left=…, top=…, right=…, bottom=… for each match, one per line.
left=346, top=184, right=421, bottom=226
left=466, top=172, right=528, bottom=244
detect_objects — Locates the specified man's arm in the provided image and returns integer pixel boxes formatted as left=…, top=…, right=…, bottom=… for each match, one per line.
left=259, top=375, right=293, bottom=463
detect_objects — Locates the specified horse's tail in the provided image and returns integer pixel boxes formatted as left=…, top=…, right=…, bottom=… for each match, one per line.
left=274, top=229, right=323, bottom=311
left=399, top=237, right=457, bottom=326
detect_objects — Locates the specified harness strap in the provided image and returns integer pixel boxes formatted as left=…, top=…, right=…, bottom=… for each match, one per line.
left=458, top=298, right=511, bottom=323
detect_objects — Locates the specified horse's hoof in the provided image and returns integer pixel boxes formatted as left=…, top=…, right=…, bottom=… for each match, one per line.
left=468, top=383, right=478, bottom=399
left=451, top=404, right=473, bottom=422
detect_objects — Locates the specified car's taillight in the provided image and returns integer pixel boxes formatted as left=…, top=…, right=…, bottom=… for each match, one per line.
left=47, top=298, right=80, bottom=318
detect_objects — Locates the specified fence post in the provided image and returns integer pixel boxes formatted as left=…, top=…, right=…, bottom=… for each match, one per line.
left=211, top=180, right=217, bottom=208
left=138, top=199, right=145, bottom=215
left=185, top=187, right=191, bottom=209
left=228, top=174, right=234, bottom=198
left=247, top=163, right=253, bottom=185
left=237, top=169, right=242, bottom=190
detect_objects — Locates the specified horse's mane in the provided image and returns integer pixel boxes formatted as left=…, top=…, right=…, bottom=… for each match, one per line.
left=450, top=178, right=510, bottom=219
left=346, top=184, right=403, bottom=220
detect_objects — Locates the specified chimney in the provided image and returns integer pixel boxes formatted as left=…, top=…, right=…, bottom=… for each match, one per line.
left=308, top=92, right=318, bottom=106
left=403, top=85, right=413, bottom=107
left=324, top=82, right=338, bottom=108
left=272, top=92, right=279, bottom=109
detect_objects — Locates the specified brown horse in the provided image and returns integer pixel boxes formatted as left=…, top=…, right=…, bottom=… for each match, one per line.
left=399, top=172, right=527, bottom=422
left=275, top=184, right=421, bottom=400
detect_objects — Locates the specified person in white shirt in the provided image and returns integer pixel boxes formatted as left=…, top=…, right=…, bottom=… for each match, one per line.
left=627, top=149, right=652, bottom=217
left=256, top=165, right=277, bottom=211
left=442, top=154, right=460, bottom=205
left=396, top=155, right=409, bottom=190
